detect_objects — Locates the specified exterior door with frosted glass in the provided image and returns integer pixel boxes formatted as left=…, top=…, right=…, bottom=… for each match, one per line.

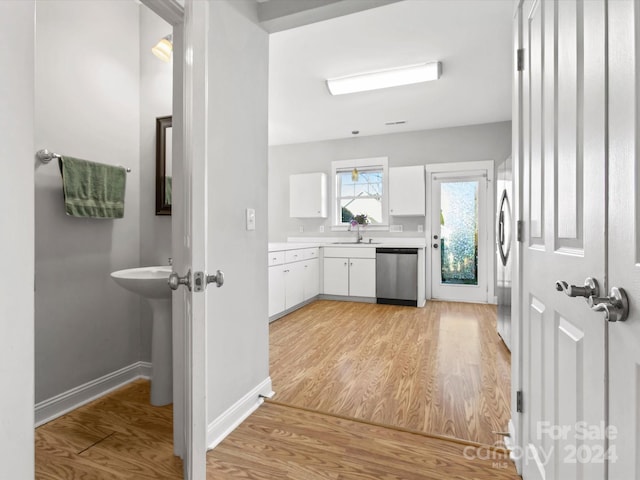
left=430, top=173, right=488, bottom=303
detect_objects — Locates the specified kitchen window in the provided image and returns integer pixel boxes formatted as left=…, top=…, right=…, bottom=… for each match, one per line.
left=331, top=157, right=389, bottom=229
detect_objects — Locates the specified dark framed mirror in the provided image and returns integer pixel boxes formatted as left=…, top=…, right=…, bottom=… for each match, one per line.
left=155, top=115, right=172, bottom=215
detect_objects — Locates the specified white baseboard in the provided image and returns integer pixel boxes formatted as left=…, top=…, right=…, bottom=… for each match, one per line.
left=206, top=376, right=274, bottom=450
left=35, top=361, right=152, bottom=427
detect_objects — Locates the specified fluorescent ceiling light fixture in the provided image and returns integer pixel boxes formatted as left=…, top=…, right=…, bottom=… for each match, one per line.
left=326, top=62, right=442, bottom=96
left=152, top=34, right=173, bottom=63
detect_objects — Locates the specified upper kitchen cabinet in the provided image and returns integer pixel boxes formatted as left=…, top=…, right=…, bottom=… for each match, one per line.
left=388, top=165, right=426, bottom=216
left=289, top=172, right=328, bottom=218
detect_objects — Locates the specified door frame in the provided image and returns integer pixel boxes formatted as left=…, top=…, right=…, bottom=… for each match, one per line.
left=140, top=0, right=189, bottom=461
left=425, top=161, right=496, bottom=304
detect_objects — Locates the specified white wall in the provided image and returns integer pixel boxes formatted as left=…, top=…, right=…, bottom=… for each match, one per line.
left=268, top=121, right=512, bottom=242
left=139, top=5, right=173, bottom=362
left=205, top=0, right=271, bottom=432
left=34, top=0, right=142, bottom=402
left=0, top=1, right=35, bottom=476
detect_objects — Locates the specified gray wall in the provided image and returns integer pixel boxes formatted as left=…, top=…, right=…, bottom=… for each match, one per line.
left=34, top=1, right=141, bottom=403
left=139, top=6, right=173, bottom=363
left=206, top=0, right=271, bottom=425
left=269, top=121, right=512, bottom=242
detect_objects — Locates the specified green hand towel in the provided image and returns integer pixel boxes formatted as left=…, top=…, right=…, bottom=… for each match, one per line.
left=58, top=156, right=127, bottom=218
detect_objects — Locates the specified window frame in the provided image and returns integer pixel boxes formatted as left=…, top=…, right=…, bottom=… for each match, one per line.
left=331, top=157, right=389, bottom=230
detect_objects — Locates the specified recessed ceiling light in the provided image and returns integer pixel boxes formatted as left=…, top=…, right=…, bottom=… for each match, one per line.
left=326, top=62, right=442, bottom=96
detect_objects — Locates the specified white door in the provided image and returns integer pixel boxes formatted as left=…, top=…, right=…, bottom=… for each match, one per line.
left=176, top=1, right=271, bottom=478
left=0, top=1, right=35, bottom=477
left=518, top=0, right=607, bottom=478
left=430, top=172, right=488, bottom=303
left=607, top=1, right=640, bottom=478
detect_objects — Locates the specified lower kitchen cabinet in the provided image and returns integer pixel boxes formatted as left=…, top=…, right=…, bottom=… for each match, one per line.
left=323, top=247, right=376, bottom=298
left=268, top=248, right=320, bottom=319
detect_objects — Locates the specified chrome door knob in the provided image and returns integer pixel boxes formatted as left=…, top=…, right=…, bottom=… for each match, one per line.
left=589, top=287, right=629, bottom=322
left=555, top=277, right=599, bottom=299
left=206, top=270, right=225, bottom=288
left=168, top=270, right=191, bottom=291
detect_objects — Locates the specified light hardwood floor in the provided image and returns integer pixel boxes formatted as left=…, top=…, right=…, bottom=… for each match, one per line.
left=270, top=300, right=512, bottom=446
left=36, top=300, right=516, bottom=479
left=36, top=379, right=519, bottom=479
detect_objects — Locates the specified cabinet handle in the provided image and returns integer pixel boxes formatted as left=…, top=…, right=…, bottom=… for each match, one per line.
left=344, top=262, right=347, bottom=266
left=350, top=262, right=353, bottom=266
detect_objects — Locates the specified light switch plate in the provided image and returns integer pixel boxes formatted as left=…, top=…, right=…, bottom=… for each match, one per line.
left=390, top=224, right=403, bottom=233
left=246, top=208, right=256, bottom=231
left=319, top=225, right=325, bottom=233
left=417, top=225, right=424, bottom=233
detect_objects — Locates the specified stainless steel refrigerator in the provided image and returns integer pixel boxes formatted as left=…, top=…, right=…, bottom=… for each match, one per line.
left=496, top=156, right=513, bottom=350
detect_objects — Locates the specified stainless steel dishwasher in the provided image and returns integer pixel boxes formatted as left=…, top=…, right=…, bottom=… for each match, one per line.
left=376, top=248, right=418, bottom=306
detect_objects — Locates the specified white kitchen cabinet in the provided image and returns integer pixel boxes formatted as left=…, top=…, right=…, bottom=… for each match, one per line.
left=268, top=266, right=285, bottom=317
left=284, top=261, right=305, bottom=309
left=323, top=257, right=350, bottom=296
left=323, top=247, right=376, bottom=298
left=303, top=258, right=320, bottom=300
left=388, top=165, right=425, bottom=216
left=269, top=247, right=321, bottom=319
left=289, top=173, right=327, bottom=218
left=348, top=258, right=376, bottom=297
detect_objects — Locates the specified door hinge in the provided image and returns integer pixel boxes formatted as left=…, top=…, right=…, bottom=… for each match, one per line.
left=517, top=220, right=524, bottom=242
left=517, top=48, right=525, bottom=71
left=516, top=390, right=523, bottom=413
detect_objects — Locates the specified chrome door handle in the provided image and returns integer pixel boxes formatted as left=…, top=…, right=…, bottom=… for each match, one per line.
left=206, top=270, right=225, bottom=288
left=169, top=270, right=191, bottom=291
left=555, top=277, right=599, bottom=299
left=589, top=287, right=629, bottom=322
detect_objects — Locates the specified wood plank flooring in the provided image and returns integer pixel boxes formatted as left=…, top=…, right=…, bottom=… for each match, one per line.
left=35, top=379, right=183, bottom=479
left=36, top=379, right=519, bottom=479
left=207, top=401, right=520, bottom=479
left=269, top=300, right=512, bottom=446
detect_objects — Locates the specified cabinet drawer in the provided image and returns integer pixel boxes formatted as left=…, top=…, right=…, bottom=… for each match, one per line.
left=285, top=249, right=305, bottom=263
left=303, top=248, right=319, bottom=260
left=323, top=246, right=376, bottom=259
left=268, top=251, right=285, bottom=266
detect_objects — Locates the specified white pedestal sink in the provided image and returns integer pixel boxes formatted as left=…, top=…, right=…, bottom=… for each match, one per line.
left=111, top=266, right=173, bottom=406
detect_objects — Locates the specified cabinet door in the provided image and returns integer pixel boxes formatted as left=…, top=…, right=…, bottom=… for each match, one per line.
left=303, top=258, right=320, bottom=300
left=323, top=257, right=349, bottom=296
left=349, top=258, right=376, bottom=297
left=268, top=266, right=285, bottom=317
left=388, top=165, right=425, bottom=216
left=289, top=173, right=327, bottom=218
left=284, top=261, right=305, bottom=309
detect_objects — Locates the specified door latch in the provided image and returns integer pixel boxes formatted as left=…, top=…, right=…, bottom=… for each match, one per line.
left=193, top=270, right=225, bottom=292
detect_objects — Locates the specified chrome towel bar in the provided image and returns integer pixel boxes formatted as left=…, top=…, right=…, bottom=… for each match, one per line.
left=36, top=148, right=131, bottom=173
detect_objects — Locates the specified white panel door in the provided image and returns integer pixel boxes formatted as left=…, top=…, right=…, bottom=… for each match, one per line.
left=518, top=1, right=607, bottom=479
left=607, top=1, right=640, bottom=478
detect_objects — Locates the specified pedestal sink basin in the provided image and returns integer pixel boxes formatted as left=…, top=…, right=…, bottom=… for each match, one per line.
left=111, top=266, right=172, bottom=406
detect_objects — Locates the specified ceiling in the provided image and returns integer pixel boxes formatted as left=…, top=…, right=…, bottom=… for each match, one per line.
left=268, top=0, right=513, bottom=146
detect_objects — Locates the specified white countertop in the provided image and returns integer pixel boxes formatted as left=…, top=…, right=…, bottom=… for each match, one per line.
left=268, top=237, right=427, bottom=252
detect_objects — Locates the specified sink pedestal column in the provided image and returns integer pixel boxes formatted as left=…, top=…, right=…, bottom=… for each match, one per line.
left=147, top=298, right=172, bottom=406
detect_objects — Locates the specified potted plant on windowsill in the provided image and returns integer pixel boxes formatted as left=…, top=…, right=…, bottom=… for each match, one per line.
left=350, top=214, right=370, bottom=242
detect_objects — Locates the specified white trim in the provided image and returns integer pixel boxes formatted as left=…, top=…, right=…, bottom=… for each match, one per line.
left=424, top=161, right=495, bottom=303
left=34, top=361, right=152, bottom=427
left=206, top=377, right=274, bottom=450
